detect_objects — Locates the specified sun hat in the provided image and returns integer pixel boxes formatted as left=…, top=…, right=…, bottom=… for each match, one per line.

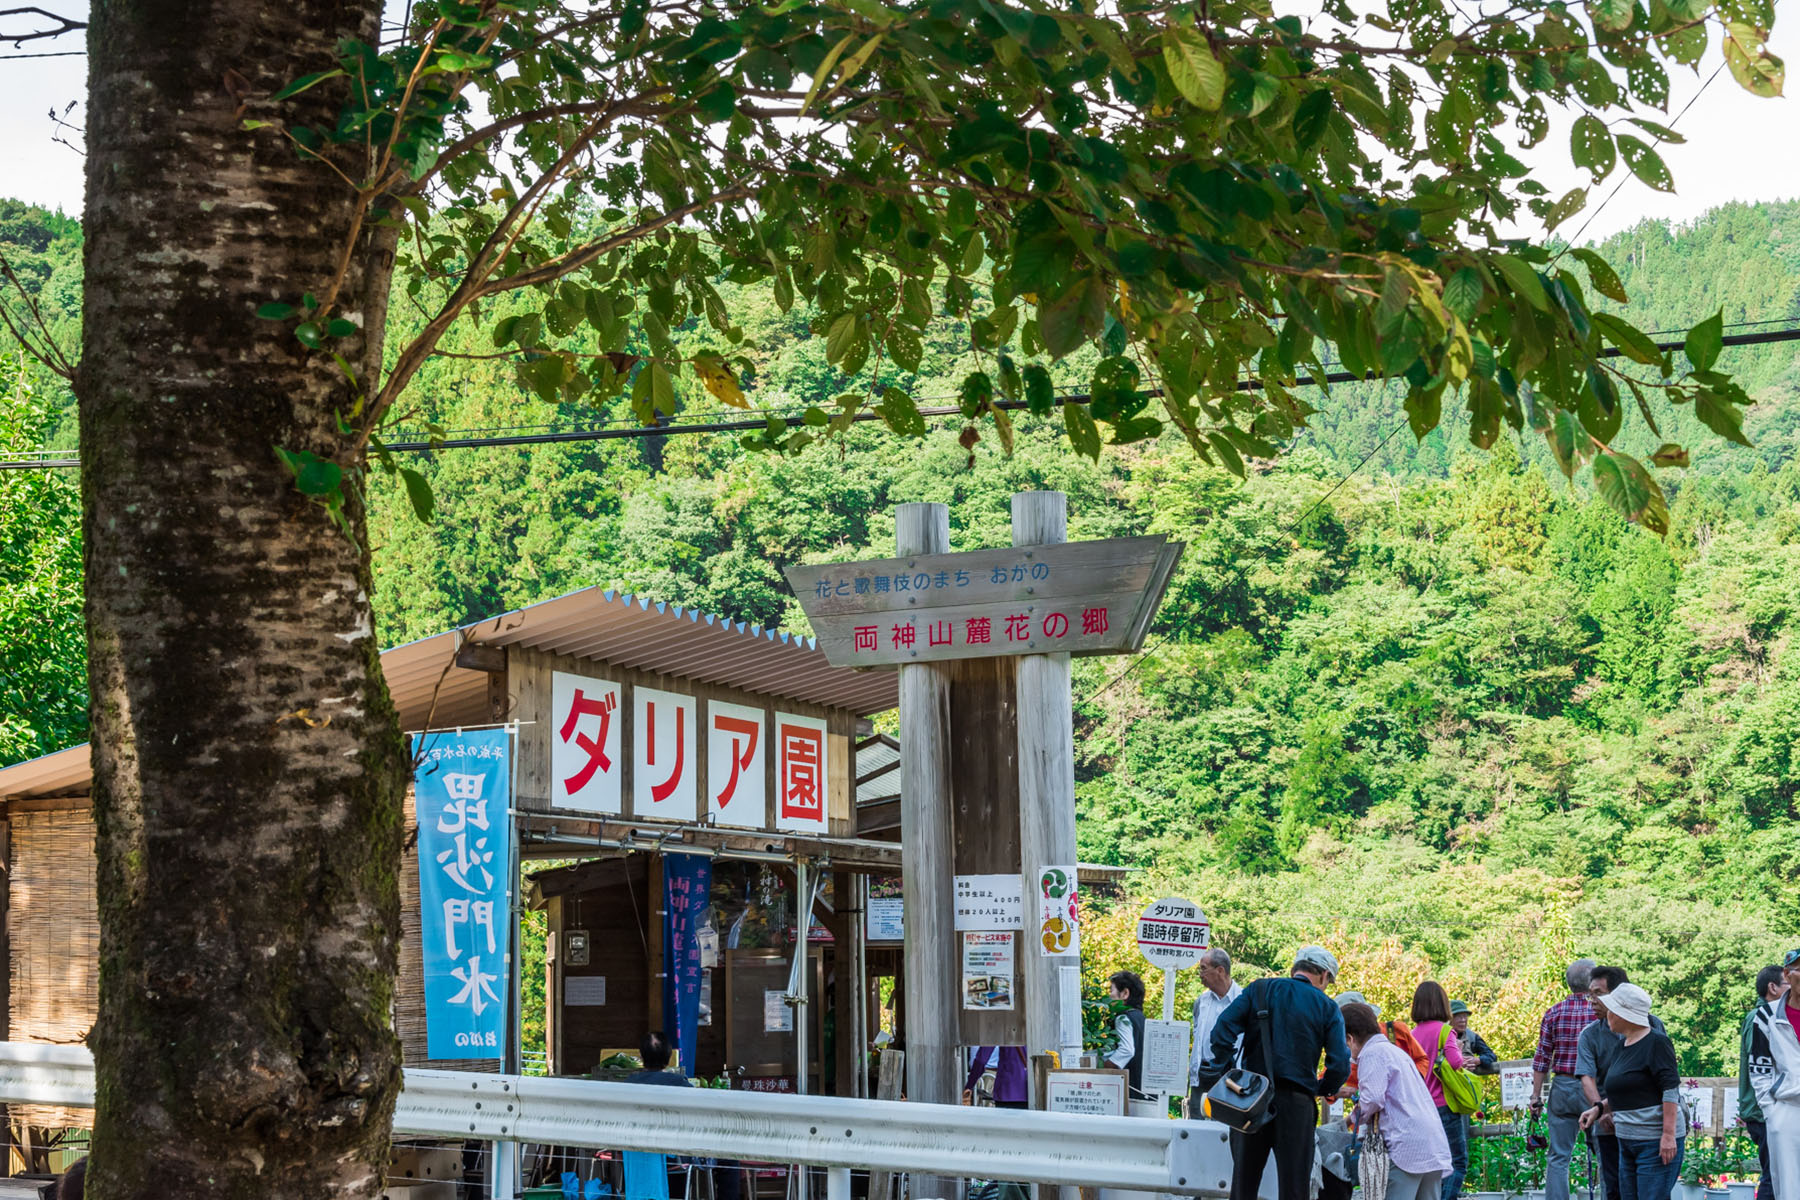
left=1604, top=982, right=1654, bottom=1026
left=1294, top=945, right=1340, bottom=981
left=1450, top=999, right=1470, bottom=1016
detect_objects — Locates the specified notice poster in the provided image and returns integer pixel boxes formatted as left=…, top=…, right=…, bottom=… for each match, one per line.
left=565, top=975, right=606, bottom=1007
left=866, top=897, right=904, bottom=942
left=1045, top=1070, right=1127, bottom=1117
left=1499, top=1063, right=1534, bottom=1109
left=1679, top=1079, right=1714, bottom=1132
left=961, top=931, right=1016, bottom=1010
left=954, top=874, right=1024, bottom=931
left=764, top=989, right=794, bottom=1033
left=1141, top=1019, right=1191, bottom=1095
left=1037, top=865, right=1080, bottom=957
left=413, top=728, right=513, bottom=1059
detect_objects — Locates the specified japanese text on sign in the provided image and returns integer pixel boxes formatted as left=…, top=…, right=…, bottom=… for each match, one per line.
left=1136, top=897, right=1211, bottom=969
left=414, top=728, right=512, bottom=1059
left=853, top=607, right=1111, bottom=656
left=954, top=873, right=1025, bottom=931
left=635, top=686, right=697, bottom=821
left=961, top=931, right=1016, bottom=1011
left=1038, top=865, right=1080, bottom=958
left=775, top=712, right=829, bottom=834
left=708, top=700, right=766, bottom=829
left=1045, top=1071, right=1127, bottom=1116
left=551, top=671, right=622, bottom=814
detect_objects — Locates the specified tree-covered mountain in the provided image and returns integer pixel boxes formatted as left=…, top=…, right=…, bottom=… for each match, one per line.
left=3, top=195, right=1798, bottom=1071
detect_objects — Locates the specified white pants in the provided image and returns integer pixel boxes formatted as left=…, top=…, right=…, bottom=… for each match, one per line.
left=1387, top=1167, right=1445, bottom=1200
left=1769, top=1102, right=1800, bottom=1200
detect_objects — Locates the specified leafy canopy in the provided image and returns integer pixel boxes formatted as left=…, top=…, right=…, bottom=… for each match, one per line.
left=246, top=0, right=1782, bottom=533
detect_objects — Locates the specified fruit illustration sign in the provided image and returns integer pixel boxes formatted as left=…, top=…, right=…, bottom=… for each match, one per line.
left=1038, top=865, right=1081, bottom=958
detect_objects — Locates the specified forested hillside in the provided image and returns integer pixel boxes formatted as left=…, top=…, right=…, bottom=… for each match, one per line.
left=4, top=196, right=1798, bottom=1071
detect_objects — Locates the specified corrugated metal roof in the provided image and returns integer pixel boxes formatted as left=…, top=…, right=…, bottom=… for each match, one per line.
left=855, top=734, right=901, bottom=805
left=0, top=586, right=899, bottom=801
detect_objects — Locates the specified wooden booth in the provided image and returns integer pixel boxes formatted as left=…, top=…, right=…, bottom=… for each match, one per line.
left=0, top=586, right=904, bottom=1159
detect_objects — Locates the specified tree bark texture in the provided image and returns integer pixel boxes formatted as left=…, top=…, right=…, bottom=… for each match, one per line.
left=81, top=2, right=405, bottom=1196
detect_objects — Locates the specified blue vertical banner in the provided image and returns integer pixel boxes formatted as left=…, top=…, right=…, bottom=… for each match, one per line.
left=662, top=854, right=713, bottom=1076
left=414, top=728, right=512, bottom=1060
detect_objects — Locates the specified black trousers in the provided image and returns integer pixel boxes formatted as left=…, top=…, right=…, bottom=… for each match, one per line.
left=1746, top=1119, right=1773, bottom=1200
left=1595, top=1129, right=1621, bottom=1200
left=1229, top=1088, right=1319, bottom=1200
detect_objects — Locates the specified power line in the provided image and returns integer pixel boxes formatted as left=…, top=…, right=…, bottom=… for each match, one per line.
left=9, top=323, right=1799, bottom=472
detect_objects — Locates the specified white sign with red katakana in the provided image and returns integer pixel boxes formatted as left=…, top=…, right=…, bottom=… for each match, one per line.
left=636, top=686, right=697, bottom=822
left=707, top=700, right=766, bottom=829
left=774, top=712, right=829, bottom=834
left=551, top=670, right=623, bottom=814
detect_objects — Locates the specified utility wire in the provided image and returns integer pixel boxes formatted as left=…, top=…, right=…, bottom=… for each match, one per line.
left=8, top=323, right=1800, bottom=472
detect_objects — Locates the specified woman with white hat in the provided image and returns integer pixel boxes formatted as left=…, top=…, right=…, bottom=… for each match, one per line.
left=1579, top=982, right=1683, bottom=1200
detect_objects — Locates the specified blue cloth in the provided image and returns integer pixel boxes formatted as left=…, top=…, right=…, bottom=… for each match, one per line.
left=1616, top=1135, right=1683, bottom=1200
left=1197, top=976, right=1351, bottom=1098
left=624, top=1152, right=672, bottom=1200
left=1438, top=1103, right=1467, bottom=1200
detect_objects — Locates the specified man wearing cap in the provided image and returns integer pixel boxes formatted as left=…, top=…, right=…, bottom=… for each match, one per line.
left=1531, top=958, right=1598, bottom=1200
left=1747, top=948, right=1800, bottom=1200
left=1196, top=946, right=1353, bottom=1200
left=1451, top=1001, right=1498, bottom=1075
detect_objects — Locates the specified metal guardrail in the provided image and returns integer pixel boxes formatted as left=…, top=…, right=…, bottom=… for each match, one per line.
left=0, top=1042, right=1234, bottom=1195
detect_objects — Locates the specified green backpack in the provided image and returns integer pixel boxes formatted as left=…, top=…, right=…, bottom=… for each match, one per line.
left=1434, top=1024, right=1480, bottom=1116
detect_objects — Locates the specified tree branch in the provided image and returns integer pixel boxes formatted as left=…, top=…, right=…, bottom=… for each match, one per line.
left=0, top=5, right=83, bottom=46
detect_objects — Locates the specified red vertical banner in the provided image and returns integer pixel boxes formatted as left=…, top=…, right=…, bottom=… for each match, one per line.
left=635, top=686, right=697, bottom=821
left=774, top=712, right=830, bottom=834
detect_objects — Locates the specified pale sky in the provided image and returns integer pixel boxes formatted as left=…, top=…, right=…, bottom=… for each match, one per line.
left=1, top=2, right=1795, bottom=245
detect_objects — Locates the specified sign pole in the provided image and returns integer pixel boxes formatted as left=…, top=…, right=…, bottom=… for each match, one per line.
left=1162, top=968, right=1177, bottom=1023
left=896, top=503, right=959, bottom=1199
left=1012, top=492, right=1082, bottom=1078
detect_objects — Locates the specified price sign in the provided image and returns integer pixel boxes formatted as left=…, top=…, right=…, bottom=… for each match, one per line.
left=1136, top=897, right=1210, bottom=969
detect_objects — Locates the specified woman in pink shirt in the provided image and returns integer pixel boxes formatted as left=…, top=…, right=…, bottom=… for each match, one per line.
left=1345, top=1002, right=1452, bottom=1200
left=1412, top=981, right=1470, bottom=1200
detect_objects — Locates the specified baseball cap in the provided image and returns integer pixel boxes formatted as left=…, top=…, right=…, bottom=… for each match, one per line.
left=1450, top=1000, right=1470, bottom=1016
left=1784, top=948, right=1800, bottom=968
left=1335, top=990, right=1380, bottom=1019
left=1294, top=945, right=1340, bottom=980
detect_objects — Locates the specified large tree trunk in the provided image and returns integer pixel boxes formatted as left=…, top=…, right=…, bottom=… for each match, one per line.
left=80, top=2, right=405, bottom=1196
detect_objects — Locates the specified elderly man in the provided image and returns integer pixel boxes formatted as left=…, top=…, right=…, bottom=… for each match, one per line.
left=1188, top=948, right=1243, bottom=1111
left=1197, top=946, right=1352, bottom=1200
left=1741, top=964, right=1790, bottom=1200
left=1451, top=1001, right=1498, bottom=1075
left=1531, top=959, right=1598, bottom=1200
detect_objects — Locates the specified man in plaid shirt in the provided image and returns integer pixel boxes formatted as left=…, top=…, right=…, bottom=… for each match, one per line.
left=1530, top=959, right=1598, bottom=1200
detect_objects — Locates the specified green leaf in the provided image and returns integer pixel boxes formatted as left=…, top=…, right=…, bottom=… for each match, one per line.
left=1442, top=268, right=1483, bottom=321
left=326, top=318, right=358, bottom=339
left=1649, top=443, right=1690, bottom=469
left=1163, top=28, right=1227, bottom=109
left=1543, top=186, right=1589, bottom=231
left=1570, top=114, right=1616, bottom=181
left=1064, top=402, right=1102, bottom=460
left=1724, top=23, right=1784, bottom=97
left=1546, top=410, right=1591, bottom=479
left=275, top=447, right=343, bottom=497
left=1694, top=388, right=1753, bottom=446
left=256, top=302, right=295, bottom=320
left=399, top=467, right=435, bottom=523
left=1626, top=117, right=1686, bottom=144
left=1292, top=90, right=1333, bottom=147
left=1591, top=450, right=1669, bottom=534
left=826, top=312, right=860, bottom=364
left=1205, top=430, right=1245, bottom=476
left=1684, top=310, right=1723, bottom=372
left=1492, top=255, right=1550, bottom=311
left=1023, top=363, right=1056, bottom=417
left=1403, top=386, right=1442, bottom=439
left=648, top=361, right=676, bottom=415
left=875, top=387, right=927, bottom=437
left=1571, top=249, right=1629, bottom=304
left=1592, top=313, right=1664, bottom=368
left=270, top=68, right=346, bottom=101
left=294, top=322, right=323, bottom=349
left=1038, top=276, right=1108, bottom=360
left=1616, top=135, right=1675, bottom=193
left=1590, top=0, right=1635, bottom=31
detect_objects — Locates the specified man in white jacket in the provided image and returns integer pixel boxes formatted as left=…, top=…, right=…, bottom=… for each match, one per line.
left=1748, top=949, right=1800, bottom=1200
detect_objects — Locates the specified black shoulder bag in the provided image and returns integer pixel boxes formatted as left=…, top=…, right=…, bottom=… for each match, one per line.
left=1203, top=978, right=1279, bottom=1133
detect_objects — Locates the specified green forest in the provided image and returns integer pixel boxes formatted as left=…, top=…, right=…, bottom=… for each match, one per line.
left=3, top=194, right=1797, bottom=1072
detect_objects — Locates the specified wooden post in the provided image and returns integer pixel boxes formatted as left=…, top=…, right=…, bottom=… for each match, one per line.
left=1013, top=491, right=1082, bottom=1074
left=897, top=502, right=958, bottom=1196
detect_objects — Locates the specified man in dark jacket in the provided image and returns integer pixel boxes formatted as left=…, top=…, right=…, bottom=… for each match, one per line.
left=1195, top=946, right=1352, bottom=1200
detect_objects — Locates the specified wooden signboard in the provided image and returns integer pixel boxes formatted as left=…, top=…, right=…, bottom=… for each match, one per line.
left=785, top=535, right=1183, bottom=667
